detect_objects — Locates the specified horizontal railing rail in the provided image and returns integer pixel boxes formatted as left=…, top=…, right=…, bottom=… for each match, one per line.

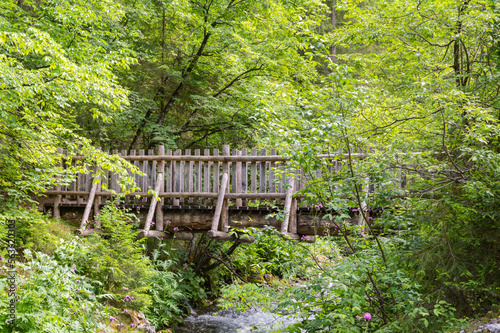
left=69, top=153, right=367, bottom=162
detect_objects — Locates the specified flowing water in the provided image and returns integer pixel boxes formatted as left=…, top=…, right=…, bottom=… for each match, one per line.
left=176, top=307, right=301, bottom=333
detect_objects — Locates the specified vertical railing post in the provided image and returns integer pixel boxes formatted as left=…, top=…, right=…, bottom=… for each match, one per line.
left=186, top=149, right=193, bottom=204
left=140, top=149, right=147, bottom=203
left=270, top=148, right=276, bottom=195
left=290, top=198, right=298, bottom=234
left=260, top=148, right=267, bottom=194
left=173, top=149, right=180, bottom=206
left=213, top=148, right=220, bottom=202
left=241, top=148, right=247, bottom=206
left=220, top=145, right=230, bottom=232
left=195, top=149, right=201, bottom=202
left=166, top=149, right=172, bottom=205
left=251, top=148, right=257, bottom=203
left=204, top=149, right=211, bottom=206
left=130, top=149, right=137, bottom=204
left=235, top=150, right=242, bottom=207
left=179, top=149, right=185, bottom=205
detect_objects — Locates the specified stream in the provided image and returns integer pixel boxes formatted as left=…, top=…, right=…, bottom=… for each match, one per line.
left=175, top=307, right=301, bottom=333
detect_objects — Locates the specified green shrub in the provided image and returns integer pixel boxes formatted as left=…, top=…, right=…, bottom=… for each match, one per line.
left=147, top=244, right=187, bottom=328
left=76, top=205, right=154, bottom=310
left=230, top=226, right=313, bottom=280
left=0, top=249, right=110, bottom=333
left=0, top=209, right=72, bottom=255
left=407, top=185, right=500, bottom=316
left=177, top=264, right=208, bottom=305
left=279, top=238, right=461, bottom=333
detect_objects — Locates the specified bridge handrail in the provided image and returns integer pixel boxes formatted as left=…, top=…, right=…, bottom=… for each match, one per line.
left=69, top=153, right=367, bottom=162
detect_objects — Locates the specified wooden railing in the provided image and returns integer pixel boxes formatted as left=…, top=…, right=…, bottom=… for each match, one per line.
left=46, top=145, right=367, bottom=205
left=42, top=145, right=401, bottom=241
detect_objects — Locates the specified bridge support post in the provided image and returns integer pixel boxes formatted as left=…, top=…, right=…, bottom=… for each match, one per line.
left=211, top=171, right=229, bottom=232
left=53, top=148, right=63, bottom=219
left=142, top=171, right=164, bottom=235
left=281, top=177, right=295, bottom=234
left=290, top=197, right=297, bottom=234
left=220, top=199, right=229, bottom=232
left=209, top=145, right=244, bottom=241
left=79, top=173, right=99, bottom=231
left=156, top=145, right=165, bottom=232
left=93, top=151, right=102, bottom=228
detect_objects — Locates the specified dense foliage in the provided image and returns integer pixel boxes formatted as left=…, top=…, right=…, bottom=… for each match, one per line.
left=255, top=0, right=500, bottom=330
left=0, top=248, right=109, bottom=333
left=1, top=0, right=499, bottom=332
left=75, top=0, right=326, bottom=150
left=0, top=0, right=141, bottom=206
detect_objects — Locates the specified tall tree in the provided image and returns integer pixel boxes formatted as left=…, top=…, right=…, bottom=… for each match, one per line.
left=75, top=0, right=327, bottom=150
left=258, top=0, right=500, bottom=320
left=0, top=0, right=138, bottom=205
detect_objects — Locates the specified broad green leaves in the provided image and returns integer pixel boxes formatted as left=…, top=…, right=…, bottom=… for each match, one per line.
left=254, top=0, right=500, bottom=329
left=0, top=0, right=138, bottom=204
left=93, top=0, right=328, bottom=149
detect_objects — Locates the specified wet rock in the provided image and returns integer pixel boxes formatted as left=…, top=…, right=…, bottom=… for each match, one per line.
left=484, top=324, right=500, bottom=333
left=141, top=327, right=156, bottom=333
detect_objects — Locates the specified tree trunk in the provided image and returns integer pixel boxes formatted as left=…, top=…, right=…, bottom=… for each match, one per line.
left=330, top=0, right=337, bottom=63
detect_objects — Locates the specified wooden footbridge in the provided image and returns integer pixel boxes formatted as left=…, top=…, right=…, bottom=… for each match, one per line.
left=40, top=145, right=400, bottom=243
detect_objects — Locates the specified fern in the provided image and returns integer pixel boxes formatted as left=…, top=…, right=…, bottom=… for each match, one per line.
left=147, top=246, right=187, bottom=328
